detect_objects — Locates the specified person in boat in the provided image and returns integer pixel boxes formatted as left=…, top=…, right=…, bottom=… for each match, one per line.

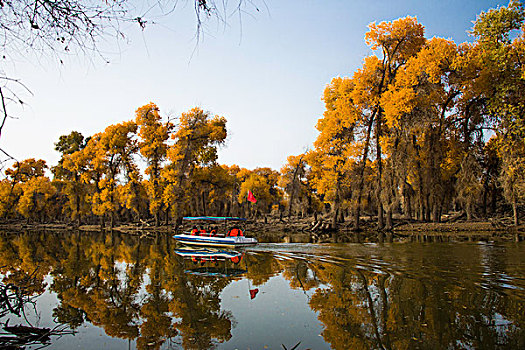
left=191, top=226, right=199, bottom=235
left=228, top=226, right=244, bottom=237
left=199, top=227, right=208, bottom=236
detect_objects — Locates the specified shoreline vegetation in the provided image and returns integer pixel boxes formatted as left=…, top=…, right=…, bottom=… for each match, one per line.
left=1, top=3, right=525, bottom=234
left=1, top=214, right=523, bottom=243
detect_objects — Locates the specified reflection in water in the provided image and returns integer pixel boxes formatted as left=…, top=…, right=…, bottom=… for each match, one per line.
left=0, top=231, right=523, bottom=349
left=175, top=247, right=247, bottom=277
left=0, top=272, right=75, bottom=348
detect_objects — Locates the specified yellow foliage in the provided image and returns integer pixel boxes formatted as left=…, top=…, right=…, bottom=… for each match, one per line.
left=5, top=158, right=47, bottom=183
left=0, top=180, right=21, bottom=218
left=366, top=16, right=426, bottom=64
left=382, top=37, right=459, bottom=129
left=350, top=56, right=383, bottom=108
left=238, top=167, right=281, bottom=207
left=17, top=176, right=57, bottom=219
left=162, top=107, right=228, bottom=216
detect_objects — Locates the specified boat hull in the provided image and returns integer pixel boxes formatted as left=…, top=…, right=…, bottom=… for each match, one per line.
left=173, top=234, right=257, bottom=248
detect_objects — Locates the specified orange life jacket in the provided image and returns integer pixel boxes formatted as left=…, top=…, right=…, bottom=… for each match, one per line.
left=229, top=228, right=244, bottom=237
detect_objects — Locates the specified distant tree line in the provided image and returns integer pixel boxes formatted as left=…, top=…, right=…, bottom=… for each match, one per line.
left=1, top=1, right=524, bottom=229
left=0, top=104, right=282, bottom=227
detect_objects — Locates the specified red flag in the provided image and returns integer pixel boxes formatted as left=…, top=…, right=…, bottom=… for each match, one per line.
left=247, top=190, right=257, bottom=203
left=249, top=288, right=259, bottom=299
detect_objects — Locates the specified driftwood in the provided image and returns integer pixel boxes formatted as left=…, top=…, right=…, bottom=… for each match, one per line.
left=311, top=220, right=323, bottom=232
left=139, top=219, right=152, bottom=227
left=0, top=280, right=76, bottom=348
left=0, top=321, right=74, bottom=348
left=488, top=217, right=508, bottom=228
left=442, top=211, right=465, bottom=223
left=0, top=283, right=27, bottom=318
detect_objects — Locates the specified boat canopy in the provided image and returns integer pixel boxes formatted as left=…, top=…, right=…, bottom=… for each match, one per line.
left=182, top=216, right=247, bottom=221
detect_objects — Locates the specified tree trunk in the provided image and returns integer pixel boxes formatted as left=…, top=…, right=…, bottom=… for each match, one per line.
left=432, top=203, right=439, bottom=222
left=482, top=184, right=488, bottom=217
left=378, top=204, right=384, bottom=229
left=513, top=199, right=519, bottom=226
left=165, top=205, right=170, bottom=226
left=288, top=156, right=304, bottom=221
left=354, top=114, right=375, bottom=230
left=412, top=134, right=425, bottom=222
left=438, top=195, right=446, bottom=223
left=491, top=185, right=497, bottom=214
left=385, top=209, right=393, bottom=230
left=425, top=194, right=431, bottom=222
left=332, top=207, right=339, bottom=230
left=201, top=191, right=207, bottom=216
left=466, top=203, right=472, bottom=221
left=75, top=191, right=81, bottom=224
left=405, top=189, right=412, bottom=220
left=376, top=111, right=384, bottom=229
left=225, top=200, right=231, bottom=217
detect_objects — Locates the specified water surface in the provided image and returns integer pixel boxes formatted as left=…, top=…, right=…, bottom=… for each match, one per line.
left=0, top=231, right=524, bottom=349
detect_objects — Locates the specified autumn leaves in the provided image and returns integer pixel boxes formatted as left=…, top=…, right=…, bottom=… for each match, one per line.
left=306, top=2, right=525, bottom=229
left=0, top=103, right=281, bottom=226
left=1, top=2, right=524, bottom=228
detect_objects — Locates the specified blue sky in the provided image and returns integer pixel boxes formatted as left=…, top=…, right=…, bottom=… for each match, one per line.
left=1, top=0, right=509, bottom=171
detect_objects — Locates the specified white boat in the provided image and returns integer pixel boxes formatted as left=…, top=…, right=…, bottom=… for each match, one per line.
left=173, top=233, right=257, bottom=248
left=173, top=216, right=258, bottom=248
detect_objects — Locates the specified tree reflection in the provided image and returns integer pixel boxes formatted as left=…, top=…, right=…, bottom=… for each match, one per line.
left=245, top=251, right=282, bottom=286
left=306, top=246, right=525, bottom=349
left=309, top=263, right=373, bottom=349
left=0, top=232, right=523, bottom=349
left=0, top=265, right=74, bottom=348
left=170, top=272, right=234, bottom=349
left=0, top=231, right=239, bottom=349
left=281, top=259, right=320, bottom=292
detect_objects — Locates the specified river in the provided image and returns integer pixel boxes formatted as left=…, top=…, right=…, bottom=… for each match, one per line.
left=0, top=230, right=523, bottom=349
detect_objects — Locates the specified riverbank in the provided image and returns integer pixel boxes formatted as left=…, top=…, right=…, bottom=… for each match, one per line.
left=246, top=217, right=525, bottom=243
left=0, top=216, right=523, bottom=242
